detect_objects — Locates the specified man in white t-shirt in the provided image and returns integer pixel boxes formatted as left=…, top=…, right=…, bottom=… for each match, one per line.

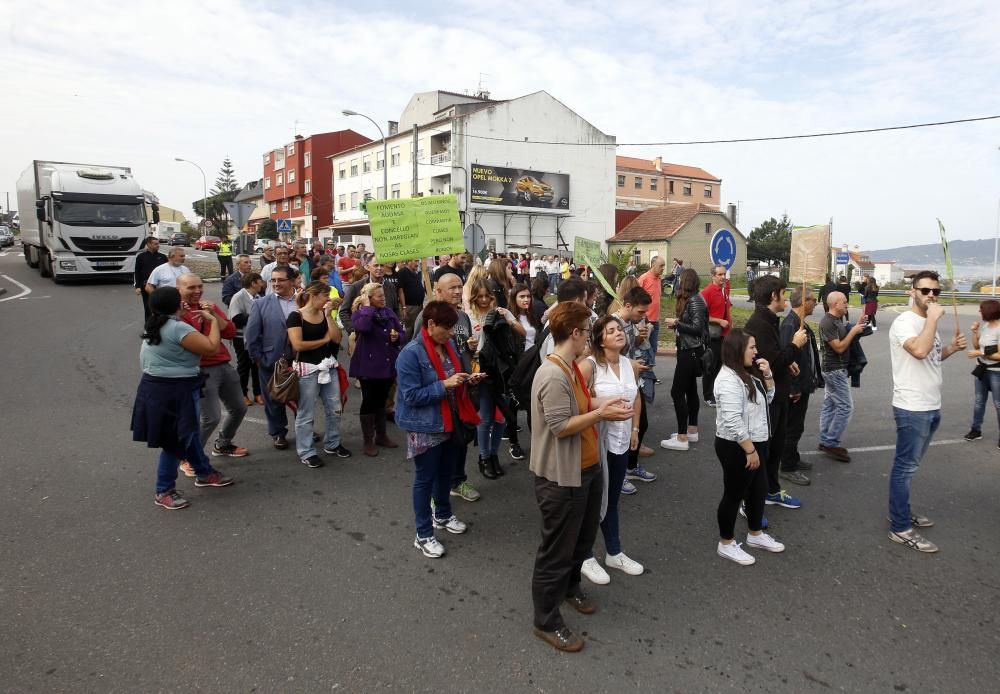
left=887, top=270, right=966, bottom=553
left=144, top=247, right=189, bottom=294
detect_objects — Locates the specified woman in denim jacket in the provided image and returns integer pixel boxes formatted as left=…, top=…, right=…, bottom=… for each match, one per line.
left=396, top=301, right=483, bottom=559
left=713, top=330, right=786, bottom=565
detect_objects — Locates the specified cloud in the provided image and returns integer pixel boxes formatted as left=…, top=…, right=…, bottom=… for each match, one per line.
left=2, top=0, right=998, bottom=252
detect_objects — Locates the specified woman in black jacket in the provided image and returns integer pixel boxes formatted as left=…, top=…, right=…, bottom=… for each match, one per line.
left=661, top=268, right=708, bottom=452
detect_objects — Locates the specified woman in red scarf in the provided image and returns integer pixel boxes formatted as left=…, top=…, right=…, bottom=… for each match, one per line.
left=395, top=301, right=483, bottom=559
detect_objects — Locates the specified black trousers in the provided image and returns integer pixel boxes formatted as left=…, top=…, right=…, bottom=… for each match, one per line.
left=360, top=377, right=394, bottom=415
left=702, top=337, right=723, bottom=401
left=218, top=255, right=233, bottom=277
left=503, top=402, right=532, bottom=447
left=531, top=464, right=603, bottom=632
left=232, top=337, right=261, bottom=397
left=716, top=438, right=768, bottom=538
left=783, top=391, right=812, bottom=469
left=626, top=401, right=648, bottom=471
left=765, top=395, right=790, bottom=494
left=671, top=348, right=701, bottom=433
left=140, top=288, right=152, bottom=322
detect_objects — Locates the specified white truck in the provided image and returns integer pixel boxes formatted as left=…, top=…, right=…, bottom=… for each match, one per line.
left=16, top=161, right=158, bottom=282
left=152, top=221, right=181, bottom=243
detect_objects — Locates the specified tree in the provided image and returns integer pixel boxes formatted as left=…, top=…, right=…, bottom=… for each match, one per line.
left=257, top=218, right=278, bottom=240
left=213, top=157, right=240, bottom=194
left=748, top=214, right=793, bottom=266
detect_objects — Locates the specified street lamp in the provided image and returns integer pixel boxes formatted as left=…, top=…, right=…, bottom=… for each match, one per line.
left=343, top=109, right=388, bottom=200
left=174, top=157, right=209, bottom=230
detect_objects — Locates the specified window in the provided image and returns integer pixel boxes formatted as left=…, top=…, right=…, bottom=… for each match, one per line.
left=668, top=180, right=675, bottom=194
left=294, top=197, right=302, bottom=210
left=304, top=151, right=311, bottom=168
left=287, top=143, right=295, bottom=155
left=617, top=175, right=625, bottom=187
left=305, top=201, right=312, bottom=215
left=338, top=194, right=346, bottom=211
left=390, top=146, right=400, bottom=166
left=263, top=153, right=270, bottom=165
left=350, top=159, right=358, bottom=176
left=304, top=179, right=311, bottom=194
left=376, top=151, right=385, bottom=170
left=376, top=186, right=385, bottom=199
left=281, top=199, right=289, bottom=212
left=650, top=178, right=658, bottom=191
left=683, top=182, right=692, bottom=196
left=264, top=176, right=271, bottom=189
left=363, top=155, right=371, bottom=173
left=363, top=189, right=371, bottom=201
left=269, top=202, right=277, bottom=214
left=287, top=168, right=295, bottom=183
left=350, top=192, right=358, bottom=209
left=705, top=222, right=712, bottom=234
left=615, top=200, right=628, bottom=208
left=634, top=176, right=642, bottom=189
left=338, top=164, right=346, bottom=179
left=391, top=183, right=401, bottom=199
left=704, top=185, right=712, bottom=198
left=276, top=172, right=283, bottom=185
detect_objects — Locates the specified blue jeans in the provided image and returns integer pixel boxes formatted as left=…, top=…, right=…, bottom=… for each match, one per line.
left=294, top=370, right=342, bottom=459
left=889, top=407, right=941, bottom=533
left=477, top=387, right=504, bottom=457
left=598, top=450, right=629, bottom=556
left=647, top=320, right=660, bottom=366
left=413, top=441, right=462, bottom=538
left=548, top=273, right=558, bottom=293
left=257, top=362, right=288, bottom=438
left=156, top=394, right=216, bottom=493
left=971, top=370, right=1000, bottom=432
left=819, top=369, right=853, bottom=448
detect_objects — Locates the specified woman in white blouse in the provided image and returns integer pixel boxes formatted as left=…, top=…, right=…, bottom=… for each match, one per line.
left=713, top=330, right=786, bottom=565
left=577, top=315, right=645, bottom=585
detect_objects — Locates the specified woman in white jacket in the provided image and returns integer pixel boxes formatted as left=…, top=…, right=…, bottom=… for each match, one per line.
left=713, top=330, right=786, bottom=565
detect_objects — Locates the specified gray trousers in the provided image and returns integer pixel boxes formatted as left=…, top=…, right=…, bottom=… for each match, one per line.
left=200, top=363, right=248, bottom=448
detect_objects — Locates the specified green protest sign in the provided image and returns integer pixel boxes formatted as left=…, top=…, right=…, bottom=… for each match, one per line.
left=574, top=236, right=620, bottom=300
left=366, top=195, right=466, bottom=263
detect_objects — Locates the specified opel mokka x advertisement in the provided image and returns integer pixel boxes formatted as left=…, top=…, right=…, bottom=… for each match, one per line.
left=470, top=164, right=570, bottom=210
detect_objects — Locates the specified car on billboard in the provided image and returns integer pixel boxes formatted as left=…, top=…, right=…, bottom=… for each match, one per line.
left=194, top=235, right=221, bottom=250
left=515, top=176, right=554, bottom=203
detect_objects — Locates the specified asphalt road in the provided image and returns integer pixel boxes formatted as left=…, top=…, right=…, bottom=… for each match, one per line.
left=2, top=250, right=999, bottom=693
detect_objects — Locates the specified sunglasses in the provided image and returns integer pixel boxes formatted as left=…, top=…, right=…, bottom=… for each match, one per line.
left=916, top=287, right=942, bottom=296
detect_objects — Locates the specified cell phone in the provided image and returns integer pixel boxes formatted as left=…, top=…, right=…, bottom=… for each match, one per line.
left=752, top=355, right=761, bottom=366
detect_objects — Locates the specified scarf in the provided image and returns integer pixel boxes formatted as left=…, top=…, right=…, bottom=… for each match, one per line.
left=421, top=327, right=480, bottom=432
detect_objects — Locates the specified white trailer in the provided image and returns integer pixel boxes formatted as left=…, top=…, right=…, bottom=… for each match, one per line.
left=16, top=160, right=157, bottom=282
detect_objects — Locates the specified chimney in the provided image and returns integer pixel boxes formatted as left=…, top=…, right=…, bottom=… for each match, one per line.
left=294, top=134, right=304, bottom=141
left=653, top=156, right=663, bottom=172
left=727, top=203, right=737, bottom=225
left=388, top=121, right=399, bottom=137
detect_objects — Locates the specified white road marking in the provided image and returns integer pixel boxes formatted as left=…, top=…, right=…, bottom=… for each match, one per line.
left=0, top=274, right=32, bottom=303
left=245, top=416, right=268, bottom=425
left=802, top=438, right=967, bottom=456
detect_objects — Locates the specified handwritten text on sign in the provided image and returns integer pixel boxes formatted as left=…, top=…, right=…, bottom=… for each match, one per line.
left=366, top=195, right=466, bottom=263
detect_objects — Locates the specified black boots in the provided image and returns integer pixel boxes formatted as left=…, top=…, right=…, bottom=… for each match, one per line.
left=478, top=455, right=498, bottom=480
left=360, top=414, right=378, bottom=457
left=374, top=411, right=398, bottom=448
left=490, top=453, right=505, bottom=477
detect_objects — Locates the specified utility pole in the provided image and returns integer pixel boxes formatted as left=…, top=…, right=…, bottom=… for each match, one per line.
left=412, top=124, right=419, bottom=197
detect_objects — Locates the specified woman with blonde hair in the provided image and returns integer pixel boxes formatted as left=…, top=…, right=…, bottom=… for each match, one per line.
left=463, top=265, right=489, bottom=313
left=287, top=281, right=350, bottom=467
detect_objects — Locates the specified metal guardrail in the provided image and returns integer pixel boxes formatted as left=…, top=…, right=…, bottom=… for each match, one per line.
left=429, top=152, right=451, bottom=165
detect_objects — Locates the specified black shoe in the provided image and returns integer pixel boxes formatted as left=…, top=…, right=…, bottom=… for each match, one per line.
left=273, top=435, right=289, bottom=450
left=490, top=453, right=505, bottom=477
left=509, top=443, right=526, bottom=460
left=324, top=445, right=352, bottom=458
left=312, top=432, right=321, bottom=443
left=478, top=456, right=498, bottom=480
left=300, top=455, right=324, bottom=468
left=964, top=429, right=983, bottom=441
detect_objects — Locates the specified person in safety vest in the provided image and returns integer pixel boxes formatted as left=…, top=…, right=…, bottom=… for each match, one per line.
left=217, top=237, right=234, bottom=278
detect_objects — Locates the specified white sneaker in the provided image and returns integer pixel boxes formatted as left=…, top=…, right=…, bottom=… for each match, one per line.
left=581, top=557, right=611, bottom=585
left=717, top=541, right=755, bottom=565
left=686, top=432, right=699, bottom=442
left=605, top=552, right=644, bottom=576
left=414, top=535, right=446, bottom=558
left=746, top=532, right=785, bottom=553
left=432, top=514, right=468, bottom=534
left=660, top=435, right=689, bottom=451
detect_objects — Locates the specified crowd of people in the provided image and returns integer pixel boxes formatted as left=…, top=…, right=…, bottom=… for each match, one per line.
left=131, top=237, right=997, bottom=652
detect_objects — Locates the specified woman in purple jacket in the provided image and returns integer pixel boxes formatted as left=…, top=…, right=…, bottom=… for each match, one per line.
left=350, top=282, right=408, bottom=456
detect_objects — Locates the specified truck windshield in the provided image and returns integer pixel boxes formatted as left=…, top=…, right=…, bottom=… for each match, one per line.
left=55, top=201, right=145, bottom=226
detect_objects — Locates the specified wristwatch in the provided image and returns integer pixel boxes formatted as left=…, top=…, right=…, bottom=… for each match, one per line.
left=631, top=426, right=640, bottom=432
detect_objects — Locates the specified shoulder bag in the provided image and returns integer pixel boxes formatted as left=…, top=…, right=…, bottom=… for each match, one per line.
left=268, top=355, right=299, bottom=404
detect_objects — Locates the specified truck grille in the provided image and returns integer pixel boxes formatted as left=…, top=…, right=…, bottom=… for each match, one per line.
left=70, top=237, right=139, bottom=252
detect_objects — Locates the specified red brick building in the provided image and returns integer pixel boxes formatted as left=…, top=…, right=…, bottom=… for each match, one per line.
left=262, top=130, right=371, bottom=238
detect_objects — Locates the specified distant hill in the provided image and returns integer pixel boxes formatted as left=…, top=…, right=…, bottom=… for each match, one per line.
left=867, top=238, right=996, bottom=267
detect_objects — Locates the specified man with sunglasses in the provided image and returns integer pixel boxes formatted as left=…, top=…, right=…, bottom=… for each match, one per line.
left=887, top=271, right=965, bottom=553
left=817, top=291, right=868, bottom=462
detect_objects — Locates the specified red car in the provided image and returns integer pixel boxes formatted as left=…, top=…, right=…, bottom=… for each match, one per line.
left=194, top=235, right=221, bottom=250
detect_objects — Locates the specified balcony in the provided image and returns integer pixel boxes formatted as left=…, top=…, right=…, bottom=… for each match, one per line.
left=430, top=151, right=451, bottom=165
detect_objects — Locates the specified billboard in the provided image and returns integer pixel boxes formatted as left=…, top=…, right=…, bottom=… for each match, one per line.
left=470, top=164, right=569, bottom=211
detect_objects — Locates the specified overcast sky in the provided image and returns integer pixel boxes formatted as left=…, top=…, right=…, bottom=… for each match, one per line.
left=3, top=0, right=999, bottom=250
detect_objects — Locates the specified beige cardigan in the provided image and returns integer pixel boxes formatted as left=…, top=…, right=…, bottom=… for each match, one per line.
left=529, top=360, right=609, bottom=515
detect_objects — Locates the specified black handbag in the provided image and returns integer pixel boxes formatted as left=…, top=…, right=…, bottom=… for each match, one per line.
left=972, top=362, right=989, bottom=381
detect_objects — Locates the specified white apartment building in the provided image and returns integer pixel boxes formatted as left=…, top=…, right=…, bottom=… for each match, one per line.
left=325, top=90, right=616, bottom=255
left=872, top=261, right=904, bottom=286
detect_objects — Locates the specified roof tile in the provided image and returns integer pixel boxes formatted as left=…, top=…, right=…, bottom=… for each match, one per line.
left=609, top=203, right=719, bottom=242
left=616, top=156, right=720, bottom=182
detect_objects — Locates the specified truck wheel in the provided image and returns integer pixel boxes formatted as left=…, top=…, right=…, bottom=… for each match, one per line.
left=25, top=245, right=40, bottom=268
left=39, top=249, right=53, bottom=278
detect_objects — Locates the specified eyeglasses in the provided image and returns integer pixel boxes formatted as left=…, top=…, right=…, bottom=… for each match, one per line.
left=576, top=327, right=592, bottom=336
left=916, top=287, right=942, bottom=296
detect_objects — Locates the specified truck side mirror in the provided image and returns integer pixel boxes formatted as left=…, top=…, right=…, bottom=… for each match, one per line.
left=151, top=204, right=160, bottom=224
left=35, top=199, right=45, bottom=222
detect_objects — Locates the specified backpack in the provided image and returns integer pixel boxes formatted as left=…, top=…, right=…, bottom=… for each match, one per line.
left=508, top=326, right=551, bottom=409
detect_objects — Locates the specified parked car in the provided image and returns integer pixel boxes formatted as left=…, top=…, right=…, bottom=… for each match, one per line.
left=169, top=232, right=189, bottom=246
left=194, top=235, right=221, bottom=251
left=253, top=238, right=281, bottom=253
left=0, top=225, right=13, bottom=248
left=515, top=175, right=554, bottom=203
